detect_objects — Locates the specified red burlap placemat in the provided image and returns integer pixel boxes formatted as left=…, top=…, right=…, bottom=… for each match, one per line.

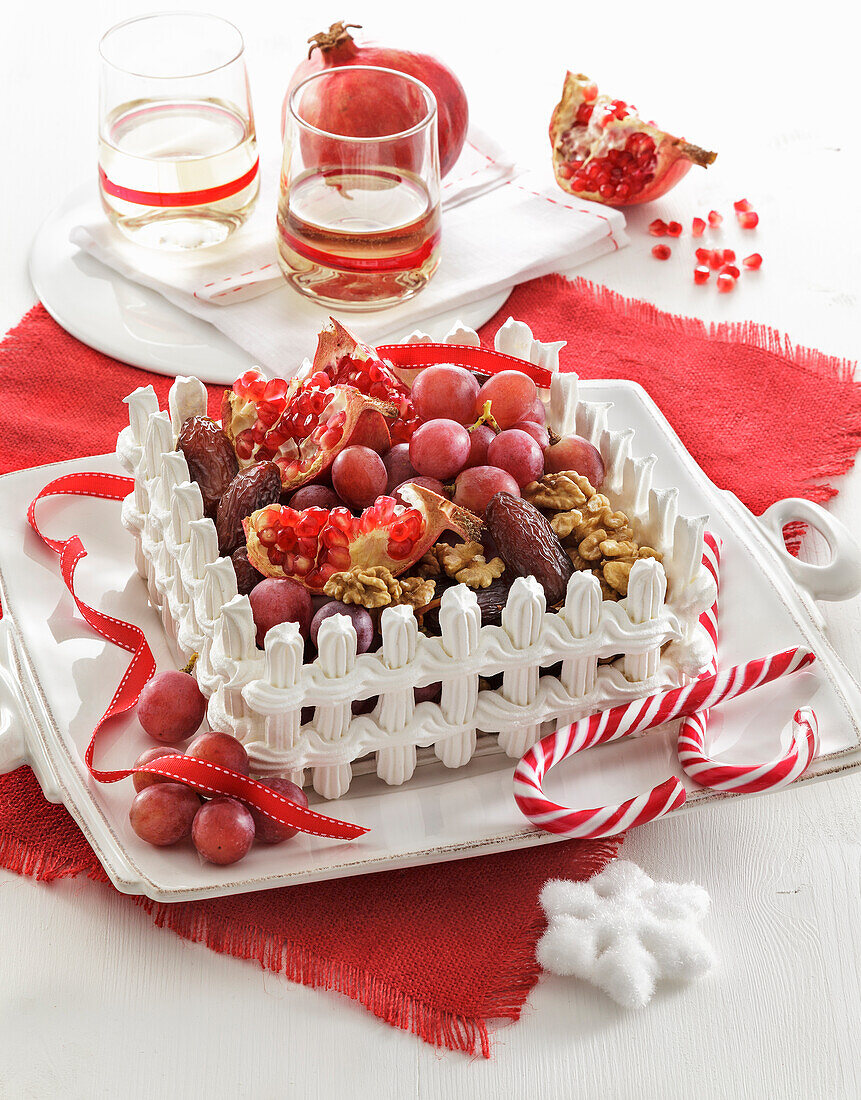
left=1, top=274, right=859, bottom=1056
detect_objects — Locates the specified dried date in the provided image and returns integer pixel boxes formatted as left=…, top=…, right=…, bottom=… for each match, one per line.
left=484, top=492, right=573, bottom=605
left=231, top=546, right=264, bottom=595
left=177, top=416, right=239, bottom=519
left=216, top=461, right=282, bottom=555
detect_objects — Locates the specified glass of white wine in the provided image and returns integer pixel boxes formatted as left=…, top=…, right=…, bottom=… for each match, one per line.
left=98, top=13, right=259, bottom=250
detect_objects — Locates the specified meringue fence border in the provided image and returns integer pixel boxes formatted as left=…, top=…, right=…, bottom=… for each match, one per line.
left=116, top=319, right=715, bottom=799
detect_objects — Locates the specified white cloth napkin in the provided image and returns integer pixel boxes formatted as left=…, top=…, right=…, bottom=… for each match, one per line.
left=71, top=128, right=627, bottom=373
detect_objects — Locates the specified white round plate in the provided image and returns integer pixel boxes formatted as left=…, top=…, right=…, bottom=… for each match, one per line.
left=29, top=183, right=511, bottom=385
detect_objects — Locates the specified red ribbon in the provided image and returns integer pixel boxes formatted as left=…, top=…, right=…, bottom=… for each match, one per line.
left=27, top=471, right=368, bottom=842
left=378, top=343, right=554, bottom=388
left=98, top=159, right=260, bottom=209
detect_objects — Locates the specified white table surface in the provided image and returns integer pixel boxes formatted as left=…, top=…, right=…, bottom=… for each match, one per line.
left=2, top=2, right=860, bottom=1097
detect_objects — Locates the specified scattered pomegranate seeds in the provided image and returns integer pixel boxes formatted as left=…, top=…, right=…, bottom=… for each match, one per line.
left=667, top=221, right=683, bottom=237
left=722, top=249, right=736, bottom=263
left=651, top=244, right=672, bottom=260
left=708, top=210, right=723, bottom=227
left=743, top=253, right=763, bottom=269
left=716, top=273, right=736, bottom=293
left=738, top=210, right=759, bottom=229
left=694, top=265, right=710, bottom=284
left=721, top=264, right=741, bottom=278
left=695, top=247, right=712, bottom=264
left=709, top=251, right=724, bottom=270
left=649, top=219, right=668, bottom=236
left=692, top=217, right=706, bottom=237
left=733, top=199, right=752, bottom=212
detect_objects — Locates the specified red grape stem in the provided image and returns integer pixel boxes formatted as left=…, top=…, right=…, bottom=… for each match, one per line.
left=469, top=401, right=501, bottom=434
left=181, top=653, right=199, bottom=675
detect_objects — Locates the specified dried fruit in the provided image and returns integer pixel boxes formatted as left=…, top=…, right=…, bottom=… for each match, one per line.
left=177, top=416, right=239, bottom=519
left=652, top=244, right=672, bottom=260
left=474, top=574, right=514, bottom=626
left=649, top=219, right=668, bottom=236
left=215, top=460, right=282, bottom=555
left=231, top=546, right=263, bottom=595
left=692, top=217, right=706, bottom=237
left=694, top=265, right=710, bottom=284
left=245, top=484, right=482, bottom=591
left=550, top=72, right=716, bottom=206
left=708, top=210, right=722, bottom=227
left=485, top=493, right=573, bottom=605
left=738, top=210, right=759, bottom=229
left=743, top=253, right=763, bottom=270
left=666, top=221, right=682, bottom=237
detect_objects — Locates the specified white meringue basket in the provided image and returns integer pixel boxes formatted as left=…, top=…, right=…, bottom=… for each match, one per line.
left=116, top=319, right=716, bottom=799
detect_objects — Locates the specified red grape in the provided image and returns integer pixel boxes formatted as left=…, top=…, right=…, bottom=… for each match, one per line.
left=393, top=475, right=447, bottom=506
left=544, top=434, right=605, bottom=487
left=412, top=365, right=480, bottom=425
left=187, top=730, right=250, bottom=775
left=414, top=681, right=442, bottom=704
left=331, top=445, right=387, bottom=510
left=453, top=466, right=520, bottom=514
left=249, top=578, right=313, bottom=647
left=474, top=371, right=537, bottom=429
left=464, top=424, right=495, bottom=468
left=310, top=600, right=374, bottom=652
left=132, top=746, right=184, bottom=793
left=192, top=797, right=256, bottom=865
left=511, top=420, right=550, bottom=449
left=383, top=443, right=416, bottom=494
left=352, top=696, right=377, bottom=715
left=288, top=484, right=341, bottom=510
left=486, top=429, right=545, bottom=488
left=249, top=776, right=308, bottom=844
left=129, top=782, right=201, bottom=846
left=409, top=419, right=471, bottom=479
left=137, top=670, right=206, bottom=745
left=522, top=397, right=547, bottom=426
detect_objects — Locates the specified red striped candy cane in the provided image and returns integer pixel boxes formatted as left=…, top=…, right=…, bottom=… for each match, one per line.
left=677, top=535, right=820, bottom=792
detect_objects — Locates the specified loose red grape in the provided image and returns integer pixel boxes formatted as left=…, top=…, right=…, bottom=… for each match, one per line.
left=474, top=371, right=537, bottom=429
left=486, top=429, right=545, bottom=488
left=137, top=670, right=206, bottom=745
left=393, top=475, right=447, bottom=505
left=521, top=397, right=547, bottom=426
left=192, top=797, right=256, bottom=865
left=129, top=783, right=201, bottom=846
left=331, top=445, right=387, bottom=510
left=383, top=443, right=416, bottom=494
left=310, top=600, right=374, bottom=652
left=409, top=419, right=471, bottom=479
left=249, top=776, right=308, bottom=844
left=414, top=682, right=442, bottom=704
left=352, top=696, right=377, bottom=715
left=544, top=434, right=605, bottom=487
left=187, top=730, right=250, bottom=775
left=453, top=466, right=520, bottom=514
left=132, top=746, right=184, bottom=793
left=288, top=484, right=341, bottom=510
left=249, top=577, right=313, bottom=647
left=463, top=424, right=495, bottom=468
left=411, top=365, right=480, bottom=425
left=511, top=420, right=550, bottom=449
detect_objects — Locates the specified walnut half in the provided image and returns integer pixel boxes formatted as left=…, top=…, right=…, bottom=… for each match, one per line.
left=324, top=565, right=402, bottom=608
left=437, top=540, right=505, bottom=589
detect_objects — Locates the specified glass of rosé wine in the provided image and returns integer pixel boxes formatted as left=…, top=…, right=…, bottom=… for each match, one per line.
left=277, top=65, right=441, bottom=310
left=98, top=13, right=259, bottom=250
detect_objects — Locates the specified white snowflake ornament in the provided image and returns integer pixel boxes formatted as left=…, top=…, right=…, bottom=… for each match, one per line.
left=537, top=860, right=715, bottom=1008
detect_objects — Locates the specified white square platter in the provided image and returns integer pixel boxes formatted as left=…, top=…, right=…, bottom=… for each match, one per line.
left=2, top=379, right=860, bottom=903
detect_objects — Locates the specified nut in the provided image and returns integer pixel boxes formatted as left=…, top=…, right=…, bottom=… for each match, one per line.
left=437, top=540, right=506, bottom=589
left=602, top=560, right=633, bottom=596
left=394, top=576, right=436, bottom=609
left=523, top=472, right=590, bottom=511
left=324, top=565, right=402, bottom=608
left=413, top=551, right=442, bottom=578
left=456, top=556, right=505, bottom=589
left=550, top=509, right=584, bottom=540
left=578, top=530, right=608, bottom=561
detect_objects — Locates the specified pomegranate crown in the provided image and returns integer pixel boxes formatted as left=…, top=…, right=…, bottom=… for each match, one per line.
left=307, top=21, right=361, bottom=58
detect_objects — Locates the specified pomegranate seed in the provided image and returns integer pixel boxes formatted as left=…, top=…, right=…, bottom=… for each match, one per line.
left=743, top=253, right=763, bottom=269
left=651, top=244, right=672, bottom=260
left=738, top=210, right=759, bottom=229
left=694, top=265, right=710, bottom=284
left=709, top=251, right=724, bottom=270
left=649, top=219, right=668, bottom=236
left=722, top=249, right=736, bottom=263
left=692, top=217, right=706, bottom=237
left=733, top=198, right=752, bottom=212
left=695, top=247, right=712, bottom=264
left=721, top=264, right=740, bottom=278
left=667, top=221, right=683, bottom=237
left=716, top=273, right=736, bottom=293
left=708, top=210, right=723, bottom=227
left=558, top=163, right=574, bottom=179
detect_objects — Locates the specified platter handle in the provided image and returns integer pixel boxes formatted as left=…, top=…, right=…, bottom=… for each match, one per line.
left=757, top=498, right=861, bottom=603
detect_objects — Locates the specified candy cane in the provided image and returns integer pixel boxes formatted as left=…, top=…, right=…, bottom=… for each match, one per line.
left=677, top=534, right=820, bottom=793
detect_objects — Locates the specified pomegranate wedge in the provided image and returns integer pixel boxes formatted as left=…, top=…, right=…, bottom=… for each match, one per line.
left=550, top=72, right=716, bottom=206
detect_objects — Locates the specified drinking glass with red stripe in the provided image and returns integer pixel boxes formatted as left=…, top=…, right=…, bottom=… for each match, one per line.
left=98, top=13, right=259, bottom=250
left=277, top=65, right=441, bottom=310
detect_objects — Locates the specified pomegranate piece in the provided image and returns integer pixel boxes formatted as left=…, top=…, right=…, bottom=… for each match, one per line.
left=733, top=198, right=752, bottom=212
left=550, top=72, right=716, bottom=207
left=722, top=249, right=736, bottom=263
left=708, top=210, right=723, bottom=227
left=695, top=247, right=712, bottom=264
left=738, top=210, right=759, bottom=229
left=651, top=244, right=672, bottom=260
left=694, top=265, right=710, bottom=284
left=666, top=221, right=683, bottom=237
left=743, top=253, right=763, bottom=269
left=709, top=251, right=724, bottom=270
left=692, top=217, right=706, bottom=237
left=244, top=484, right=483, bottom=590
left=717, top=273, right=736, bottom=293
left=721, top=264, right=741, bottom=278
left=649, top=219, right=668, bottom=236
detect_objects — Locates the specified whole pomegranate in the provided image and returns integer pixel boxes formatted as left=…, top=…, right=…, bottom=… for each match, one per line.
left=550, top=72, right=716, bottom=206
left=284, top=22, right=469, bottom=178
